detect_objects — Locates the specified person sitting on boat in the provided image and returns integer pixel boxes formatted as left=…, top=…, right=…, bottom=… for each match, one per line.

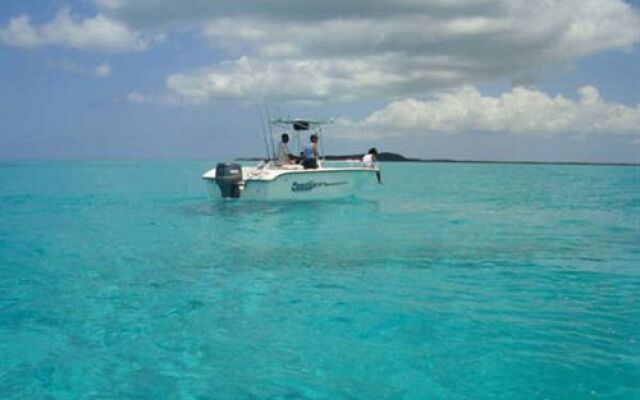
left=302, top=134, right=320, bottom=169
left=362, top=147, right=378, bottom=166
left=277, top=133, right=296, bottom=164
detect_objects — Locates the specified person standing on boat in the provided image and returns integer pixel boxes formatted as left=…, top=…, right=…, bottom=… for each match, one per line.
left=302, top=134, right=320, bottom=169
left=363, top=147, right=382, bottom=183
left=362, top=147, right=378, bottom=166
left=277, top=133, right=295, bottom=164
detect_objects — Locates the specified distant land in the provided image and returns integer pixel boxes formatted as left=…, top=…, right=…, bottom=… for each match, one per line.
left=236, top=152, right=639, bottom=167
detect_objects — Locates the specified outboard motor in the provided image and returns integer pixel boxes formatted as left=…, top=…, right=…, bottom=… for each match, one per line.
left=215, top=163, right=243, bottom=198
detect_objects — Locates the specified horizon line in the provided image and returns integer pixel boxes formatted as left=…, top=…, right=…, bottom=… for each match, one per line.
left=1, top=156, right=638, bottom=167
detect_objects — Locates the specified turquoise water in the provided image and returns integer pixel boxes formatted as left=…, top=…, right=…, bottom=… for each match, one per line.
left=1, top=161, right=639, bottom=399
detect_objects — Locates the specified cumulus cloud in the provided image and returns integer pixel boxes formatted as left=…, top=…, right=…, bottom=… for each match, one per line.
left=5, top=1, right=639, bottom=101
left=165, top=56, right=421, bottom=104
left=201, top=3, right=639, bottom=62
left=0, top=8, right=153, bottom=52
left=91, top=0, right=640, bottom=102
left=82, top=0, right=640, bottom=145
left=336, top=86, right=640, bottom=138
left=0, top=15, right=41, bottom=47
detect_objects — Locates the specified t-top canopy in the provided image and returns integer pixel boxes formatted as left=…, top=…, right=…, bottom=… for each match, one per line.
left=271, top=118, right=332, bottom=131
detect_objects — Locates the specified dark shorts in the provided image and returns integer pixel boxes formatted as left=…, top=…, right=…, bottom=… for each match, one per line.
left=302, top=158, right=318, bottom=169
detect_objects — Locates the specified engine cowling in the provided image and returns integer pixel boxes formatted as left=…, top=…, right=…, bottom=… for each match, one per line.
left=215, top=163, right=243, bottom=198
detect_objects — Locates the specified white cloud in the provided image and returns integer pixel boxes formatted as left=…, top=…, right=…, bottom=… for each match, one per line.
left=202, top=8, right=637, bottom=62
left=165, top=56, right=420, bottom=104
left=5, top=1, right=639, bottom=101
left=336, top=86, right=640, bottom=137
left=85, top=0, right=640, bottom=149
left=154, top=0, right=639, bottom=102
left=0, top=8, right=152, bottom=52
left=94, top=63, right=112, bottom=78
left=0, top=15, right=41, bottom=47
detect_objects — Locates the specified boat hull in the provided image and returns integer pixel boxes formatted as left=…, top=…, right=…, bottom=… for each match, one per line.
left=205, top=168, right=379, bottom=201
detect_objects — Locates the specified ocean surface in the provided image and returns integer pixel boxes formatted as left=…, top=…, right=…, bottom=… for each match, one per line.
left=0, top=160, right=638, bottom=399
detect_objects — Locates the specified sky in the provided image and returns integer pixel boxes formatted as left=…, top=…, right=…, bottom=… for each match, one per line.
left=0, top=0, right=639, bottom=162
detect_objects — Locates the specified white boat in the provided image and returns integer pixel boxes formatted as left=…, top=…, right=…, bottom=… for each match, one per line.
left=202, top=118, right=381, bottom=201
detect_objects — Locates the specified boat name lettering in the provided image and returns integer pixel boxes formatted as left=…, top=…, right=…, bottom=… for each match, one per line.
left=291, top=181, right=347, bottom=192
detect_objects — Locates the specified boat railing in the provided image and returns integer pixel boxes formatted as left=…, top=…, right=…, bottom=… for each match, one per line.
left=320, top=160, right=377, bottom=169
left=259, top=159, right=376, bottom=171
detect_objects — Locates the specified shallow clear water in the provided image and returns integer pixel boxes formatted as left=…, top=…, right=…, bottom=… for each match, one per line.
left=1, top=161, right=639, bottom=399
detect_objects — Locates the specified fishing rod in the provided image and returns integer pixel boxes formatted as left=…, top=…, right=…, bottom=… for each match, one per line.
left=264, top=103, right=277, bottom=160
left=257, top=106, right=271, bottom=161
